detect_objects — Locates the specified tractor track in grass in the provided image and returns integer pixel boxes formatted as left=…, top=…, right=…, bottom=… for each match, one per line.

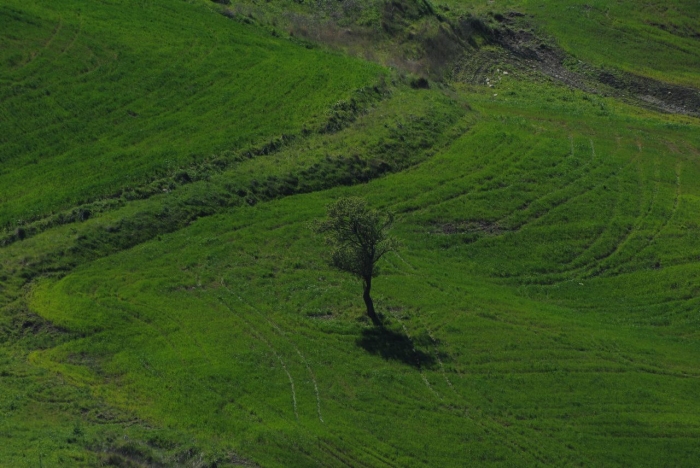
left=217, top=297, right=299, bottom=421
left=316, top=437, right=376, bottom=468
left=396, top=137, right=542, bottom=224
left=392, top=311, right=554, bottom=464
left=426, top=328, right=458, bottom=396
left=55, top=41, right=115, bottom=83
left=574, top=140, right=650, bottom=273
left=416, top=139, right=558, bottom=217
left=224, top=286, right=324, bottom=423
left=58, top=15, right=81, bottom=57
left=72, top=38, right=204, bottom=121
left=43, top=15, right=127, bottom=90
left=495, top=138, right=617, bottom=233
left=584, top=295, right=700, bottom=319
left=216, top=294, right=299, bottom=420
left=92, top=297, right=188, bottom=375
left=391, top=251, right=417, bottom=273
left=394, top=301, right=590, bottom=465
left=436, top=138, right=542, bottom=196
left=468, top=135, right=608, bottom=237
left=385, top=309, right=442, bottom=400
left=55, top=295, right=294, bottom=464
left=561, top=155, right=630, bottom=272
left=16, top=16, right=63, bottom=73
left=392, top=138, right=516, bottom=212
left=609, top=161, right=682, bottom=275
left=93, top=297, right=294, bottom=464
left=585, top=155, right=660, bottom=275
left=382, top=302, right=549, bottom=465
left=75, top=31, right=208, bottom=115
left=508, top=143, right=647, bottom=284
left=1, top=35, right=205, bottom=144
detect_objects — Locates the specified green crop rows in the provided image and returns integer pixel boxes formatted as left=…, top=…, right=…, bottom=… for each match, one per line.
left=0, top=0, right=382, bottom=227
left=1, top=0, right=699, bottom=466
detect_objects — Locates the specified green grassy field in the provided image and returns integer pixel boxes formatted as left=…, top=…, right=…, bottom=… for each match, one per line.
left=22, top=79, right=700, bottom=466
left=444, top=0, right=700, bottom=88
left=2, top=0, right=700, bottom=466
left=0, top=0, right=382, bottom=227
left=221, top=0, right=700, bottom=88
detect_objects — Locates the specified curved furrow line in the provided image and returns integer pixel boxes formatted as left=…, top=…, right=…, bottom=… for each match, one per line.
left=12, top=16, right=63, bottom=74
left=226, top=287, right=324, bottom=423
left=325, top=433, right=401, bottom=468
left=419, top=139, right=546, bottom=211
left=495, top=140, right=618, bottom=232
left=492, top=134, right=604, bottom=215
left=486, top=156, right=606, bottom=234
left=563, top=176, right=625, bottom=270
left=476, top=417, right=555, bottom=466
left=443, top=372, right=555, bottom=465
left=216, top=294, right=299, bottom=420
left=570, top=135, right=574, bottom=157
left=379, top=254, right=409, bottom=277
left=391, top=138, right=518, bottom=212
left=413, top=323, right=559, bottom=465
left=508, top=148, right=647, bottom=285
left=584, top=156, right=660, bottom=275
left=51, top=39, right=119, bottom=84
left=3, top=40, right=244, bottom=192
left=595, top=353, right=700, bottom=379
left=609, top=161, right=682, bottom=275
left=581, top=295, right=700, bottom=316
left=426, top=328, right=458, bottom=396
left=316, top=438, right=375, bottom=468
left=98, top=297, right=321, bottom=461
left=126, top=31, right=233, bottom=122
left=85, top=38, right=204, bottom=116
left=2, top=33, right=204, bottom=147
left=66, top=37, right=205, bottom=128
left=391, top=251, right=417, bottom=272
left=385, top=310, right=442, bottom=400
left=351, top=445, right=400, bottom=468
left=512, top=150, right=641, bottom=285
left=126, top=296, right=372, bottom=467
left=11, top=16, right=85, bottom=89
left=58, top=14, right=82, bottom=56
left=558, top=153, right=637, bottom=274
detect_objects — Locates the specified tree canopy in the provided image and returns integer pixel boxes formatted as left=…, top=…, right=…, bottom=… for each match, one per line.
left=313, top=197, right=399, bottom=325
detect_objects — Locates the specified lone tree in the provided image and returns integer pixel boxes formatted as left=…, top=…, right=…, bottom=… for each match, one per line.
left=313, top=197, right=399, bottom=326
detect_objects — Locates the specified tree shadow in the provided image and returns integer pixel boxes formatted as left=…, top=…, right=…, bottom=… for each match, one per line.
left=356, top=327, right=436, bottom=369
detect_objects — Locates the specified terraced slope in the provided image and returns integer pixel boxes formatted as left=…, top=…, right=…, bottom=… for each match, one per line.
left=1, top=0, right=700, bottom=466
left=0, top=0, right=382, bottom=227
left=28, top=81, right=700, bottom=466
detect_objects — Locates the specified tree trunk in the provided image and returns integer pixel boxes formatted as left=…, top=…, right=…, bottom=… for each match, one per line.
left=363, top=277, right=382, bottom=326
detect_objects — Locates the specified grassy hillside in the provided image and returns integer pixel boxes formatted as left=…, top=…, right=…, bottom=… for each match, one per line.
left=2, top=0, right=700, bottom=466
left=0, top=0, right=382, bottom=227
left=27, top=79, right=700, bottom=466
left=446, top=0, right=700, bottom=88
left=217, top=0, right=700, bottom=88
